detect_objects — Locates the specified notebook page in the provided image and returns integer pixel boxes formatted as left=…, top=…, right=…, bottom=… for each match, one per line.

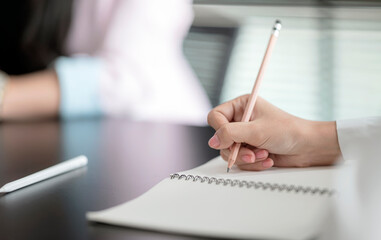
left=88, top=156, right=337, bottom=239
left=87, top=177, right=328, bottom=239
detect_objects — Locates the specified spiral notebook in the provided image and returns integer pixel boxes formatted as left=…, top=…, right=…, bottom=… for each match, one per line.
left=87, top=156, right=339, bottom=240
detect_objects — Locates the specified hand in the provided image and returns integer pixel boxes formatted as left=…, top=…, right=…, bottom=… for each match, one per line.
left=207, top=95, right=342, bottom=171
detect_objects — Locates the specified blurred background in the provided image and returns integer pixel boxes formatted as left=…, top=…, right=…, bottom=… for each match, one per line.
left=185, top=0, right=381, bottom=121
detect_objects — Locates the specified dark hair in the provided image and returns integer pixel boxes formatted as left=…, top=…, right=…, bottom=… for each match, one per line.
left=0, top=0, right=73, bottom=75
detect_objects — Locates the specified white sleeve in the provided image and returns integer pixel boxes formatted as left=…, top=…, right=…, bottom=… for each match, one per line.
left=336, top=117, right=381, bottom=161
left=320, top=117, right=381, bottom=240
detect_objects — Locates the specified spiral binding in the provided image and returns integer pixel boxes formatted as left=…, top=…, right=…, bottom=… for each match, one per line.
left=170, top=173, right=335, bottom=196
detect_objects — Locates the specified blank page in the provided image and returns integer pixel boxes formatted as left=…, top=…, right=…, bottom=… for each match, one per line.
left=87, top=157, right=341, bottom=239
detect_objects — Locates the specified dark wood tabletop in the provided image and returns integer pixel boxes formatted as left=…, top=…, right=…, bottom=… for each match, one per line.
left=0, top=118, right=219, bottom=240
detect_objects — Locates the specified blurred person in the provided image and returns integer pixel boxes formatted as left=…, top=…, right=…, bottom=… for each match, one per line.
left=0, top=0, right=211, bottom=125
left=208, top=94, right=381, bottom=239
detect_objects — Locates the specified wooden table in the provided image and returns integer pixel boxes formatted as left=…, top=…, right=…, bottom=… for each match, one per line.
left=0, top=118, right=219, bottom=240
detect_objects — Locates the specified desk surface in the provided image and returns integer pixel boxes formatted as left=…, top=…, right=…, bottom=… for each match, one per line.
left=0, top=119, right=219, bottom=240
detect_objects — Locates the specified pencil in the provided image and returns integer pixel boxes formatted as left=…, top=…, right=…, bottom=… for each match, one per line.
left=227, top=20, right=282, bottom=172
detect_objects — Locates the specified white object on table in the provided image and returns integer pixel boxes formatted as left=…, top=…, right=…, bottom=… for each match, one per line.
left=0, top=155, right=88, bottom=194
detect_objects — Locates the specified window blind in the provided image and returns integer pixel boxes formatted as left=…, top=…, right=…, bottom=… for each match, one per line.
left=220, top=17, right=381, bottom=121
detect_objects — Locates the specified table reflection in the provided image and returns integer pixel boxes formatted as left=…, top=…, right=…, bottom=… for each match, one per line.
left=0, top=118, right=218, bottom=240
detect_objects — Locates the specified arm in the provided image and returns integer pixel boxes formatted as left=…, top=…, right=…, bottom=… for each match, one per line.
left=0, top=56, right=103, bottom=121
left=207, top=94, right=342, bottom=171
left=1, top=70, right=59, bottom=121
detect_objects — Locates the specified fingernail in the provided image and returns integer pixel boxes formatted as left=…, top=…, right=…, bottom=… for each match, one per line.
left=242, top=154, right=253, bottom=163
left=208, top=134, right=220, bottom=148
left=256, top=150, right=267, bottom=159
left=262, top=159, right=273, bottom=168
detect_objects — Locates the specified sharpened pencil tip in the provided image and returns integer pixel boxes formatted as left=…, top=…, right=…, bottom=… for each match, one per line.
left=227, top=168, right=230, bottom=173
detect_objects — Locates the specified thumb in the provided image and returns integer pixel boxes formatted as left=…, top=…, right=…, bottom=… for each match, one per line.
left=208, top=122, right=260, bottom=149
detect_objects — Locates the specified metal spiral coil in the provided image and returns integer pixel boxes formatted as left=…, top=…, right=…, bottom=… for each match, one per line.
left=170, top=173, right=335, bottom=196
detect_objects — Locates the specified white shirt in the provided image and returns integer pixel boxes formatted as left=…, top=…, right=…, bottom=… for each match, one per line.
left=321, top=117, right=381, bottom=240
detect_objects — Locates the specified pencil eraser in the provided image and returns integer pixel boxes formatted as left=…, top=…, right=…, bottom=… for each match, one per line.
left=274, top=20, right=282, bottom=31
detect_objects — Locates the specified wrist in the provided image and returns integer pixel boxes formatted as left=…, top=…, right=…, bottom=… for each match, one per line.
left=302, top=120, right=342, bottom=166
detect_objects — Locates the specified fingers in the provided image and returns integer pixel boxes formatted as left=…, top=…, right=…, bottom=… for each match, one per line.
left=208, top=121, right=261, bottom=150
left=219, top=147, right=273, bottom=171
left=238, top=158, right=274, bottom=171
left=220, top=147, right=269, bottom=165
left=207, top=94, right=250, bottom=130
left=207, top=110, right=229, bottom=132
left=220, top=149, right=274, bottom=171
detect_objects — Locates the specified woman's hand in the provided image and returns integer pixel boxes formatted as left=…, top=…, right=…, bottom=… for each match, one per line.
left=207, top=95, right=342, bottom=171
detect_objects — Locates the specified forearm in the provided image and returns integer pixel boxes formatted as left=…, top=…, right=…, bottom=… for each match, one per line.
left=1, top=70, right=60, bottom=121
